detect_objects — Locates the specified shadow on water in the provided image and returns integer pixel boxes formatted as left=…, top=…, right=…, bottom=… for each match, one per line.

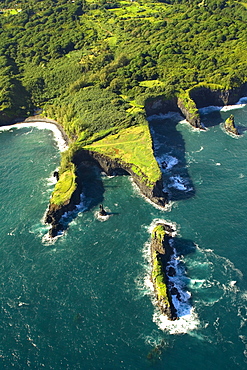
left=59, top=164, right=105, bottom=232
left=200, top=110, right=223, bottom=128
left=148, top=116, right=195, bottom=201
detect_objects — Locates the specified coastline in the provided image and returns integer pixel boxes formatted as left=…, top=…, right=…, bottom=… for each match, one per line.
left=0, top=116, right=69, bottom=152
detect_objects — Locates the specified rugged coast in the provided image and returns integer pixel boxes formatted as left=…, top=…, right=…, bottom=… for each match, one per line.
left=45, top=147, right=167, bottom=237
left=44, top=84, right=247, bottom=237
left=145, top=84, right=247, bottom=127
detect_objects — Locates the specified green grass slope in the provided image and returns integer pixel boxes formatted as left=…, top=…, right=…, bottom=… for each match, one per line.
left=84, top=124, right=161, bottom=187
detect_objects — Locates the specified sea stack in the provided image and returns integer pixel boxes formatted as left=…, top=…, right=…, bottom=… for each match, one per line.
left=99, top=204, right=107, bottom=216
left=150, top=224, right=177, bottom=320
left=224, top=114, right=239, bottom=135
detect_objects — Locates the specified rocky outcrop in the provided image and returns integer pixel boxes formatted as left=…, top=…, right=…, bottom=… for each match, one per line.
left=177, top=97, right=201, bottom=128
left=45, top=171, right=82, bottom=237
left=150, top=224, right=177, bottom=320
left=224, top=114, right=239, bottom=135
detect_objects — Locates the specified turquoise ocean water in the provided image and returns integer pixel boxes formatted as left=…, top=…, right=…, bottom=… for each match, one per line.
left=1, top=102, right=247, bottom=369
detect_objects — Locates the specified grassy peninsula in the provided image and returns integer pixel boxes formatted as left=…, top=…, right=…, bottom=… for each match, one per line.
left=1, top=0, right=247, bottom=206
left=84, top=124, right=161, bottom=187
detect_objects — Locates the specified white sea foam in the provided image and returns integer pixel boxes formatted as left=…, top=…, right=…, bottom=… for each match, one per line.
left=47, top=170, right=59, bottom=186
left=42, top=232, right=63, bottom=245
left=195, top=146, right=204, bottom=153
left=129, top=178, right=172, bottom=211
left=153, top=307, right=200, bottom=335
left=199, top=101, right=246, bottom=115
left=95, top=208, right=111, bottom=222
left=147, top=218, right=178, bottom=237
left=156, top=154, right=179, bottom=172
left=178, top=119, right=202, bottom=131
left=0, top=121, right=68, bottom=152
left=221, top=104, right=246, bottom=112
left=168, top=175, right=193, bottom=192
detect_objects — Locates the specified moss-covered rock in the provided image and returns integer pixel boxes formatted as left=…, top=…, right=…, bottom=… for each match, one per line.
left=225, top=114, right=239, bottom=135
left=150, top=224, right=177, bottom=320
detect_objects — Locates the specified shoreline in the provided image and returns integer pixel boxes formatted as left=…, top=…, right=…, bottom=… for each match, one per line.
left=0, top=116, right=69, bottom=152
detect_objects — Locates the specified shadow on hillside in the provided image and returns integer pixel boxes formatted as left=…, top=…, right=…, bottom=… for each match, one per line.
left=148, top=116, right=195, bottom=202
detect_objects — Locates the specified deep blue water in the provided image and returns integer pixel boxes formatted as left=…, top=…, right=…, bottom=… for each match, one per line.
left=1, top=104, right=247, bottom=369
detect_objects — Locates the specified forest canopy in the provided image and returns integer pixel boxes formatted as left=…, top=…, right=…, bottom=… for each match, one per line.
left=0, top=0, right=247, bottom=137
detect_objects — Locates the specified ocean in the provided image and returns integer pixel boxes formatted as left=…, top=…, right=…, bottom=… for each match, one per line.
left=1, top=102, right=247, bottom=369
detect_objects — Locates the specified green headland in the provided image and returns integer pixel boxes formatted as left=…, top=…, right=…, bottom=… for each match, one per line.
left=1, top=0, right=247, bottom=208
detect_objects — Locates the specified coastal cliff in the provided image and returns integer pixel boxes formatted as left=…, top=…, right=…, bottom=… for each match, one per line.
left=45, top=166, right=82, bottom=237
left=45, top=136, right=167, bottom=237
left=145, top=84, right=247, bottom=128
left=85, top=150, right=166, bottom=208
left=45, top=83, right=247, bottom=237
left=150, top=224, right=177, bottom=320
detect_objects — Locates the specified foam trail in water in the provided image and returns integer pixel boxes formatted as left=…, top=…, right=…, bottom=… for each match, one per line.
left=0, top=121, right=68, bottom=152
left=221, top=104, right=246, bottom=112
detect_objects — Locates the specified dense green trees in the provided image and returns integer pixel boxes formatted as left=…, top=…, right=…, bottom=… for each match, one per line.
left=0, top=0, right=247, bottom=132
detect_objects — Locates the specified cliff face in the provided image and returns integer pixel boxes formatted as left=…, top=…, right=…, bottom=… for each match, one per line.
left=189, top=85, right=247, bottom=108
left=145, top=96, right=179, bottom=117
left=145, top=83, right=247, bottom=127
left=45, top=149, right=168, bottom=237
left=177, top=97, right=201, bottom=128
left=76, top=149, right=167, bottom=208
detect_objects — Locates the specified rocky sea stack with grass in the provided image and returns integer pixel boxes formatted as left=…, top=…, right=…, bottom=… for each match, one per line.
left=151, top=223, right=177, bottom=320
left=224, top=114, right=239, bottom=135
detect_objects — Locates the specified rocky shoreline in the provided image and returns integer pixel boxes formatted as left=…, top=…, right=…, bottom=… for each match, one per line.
left=145, top=84, right=247, bottom=127
left=7, top=84, right=246, bottom=237
left=45, top=148, right=168, bottom=237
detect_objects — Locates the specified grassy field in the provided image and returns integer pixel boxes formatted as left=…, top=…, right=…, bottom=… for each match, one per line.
left=84, top=124, right=161, bottom=187
left=50, top=164, right=77, bottom=206
left=152, top=251, right=170, bottom=306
